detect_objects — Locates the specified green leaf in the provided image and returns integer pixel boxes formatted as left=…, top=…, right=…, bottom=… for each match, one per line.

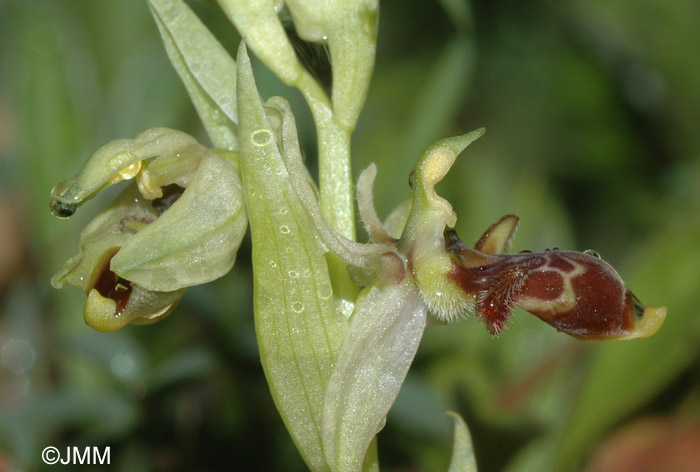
left=236, top=42, right=348, bottom=472
left=323, top=281, right=427, bottom=472
left=217, top=0, right=360, bottom=249
left=149, top=0, right=239, bottom=150
left=447, top=411, right=478, bottom=472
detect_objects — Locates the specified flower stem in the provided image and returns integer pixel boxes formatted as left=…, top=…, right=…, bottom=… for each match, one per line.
left=296, top=68, right=359, bottom=304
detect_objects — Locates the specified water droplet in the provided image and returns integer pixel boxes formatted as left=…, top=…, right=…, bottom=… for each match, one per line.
left=583, top=249, right=601, bottom=259
left=319, top=285, right=333, bottom=300
left=291, top=302, right=304, bottom=313
left=251, top=129, right=273, bottom=147
left=279, top=225, right=290, bottom=234
left=338, top=299, right=355, bottom=318
left=288, top=270, right=299, bottom=279
left=49, top=199, right=76, bottom=218
left=269, top=260, right=278, bottom=268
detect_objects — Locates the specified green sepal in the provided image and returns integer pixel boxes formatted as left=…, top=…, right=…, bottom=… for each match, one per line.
left=49, top=127, right=198, bottom=217
left=52, top=184, right=157, bottom=292
left=399, top=129, right=484, bottom=322
left=218, top=0, right=303, bottom=85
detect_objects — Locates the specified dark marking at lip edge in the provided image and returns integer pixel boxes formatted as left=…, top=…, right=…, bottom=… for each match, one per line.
left=632, top=293, right=645, bottom=320
left=94, top=250, right=132, bottom=317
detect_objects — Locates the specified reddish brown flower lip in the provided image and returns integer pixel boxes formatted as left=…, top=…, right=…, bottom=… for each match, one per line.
left=444, top=223, right=666, bottom=340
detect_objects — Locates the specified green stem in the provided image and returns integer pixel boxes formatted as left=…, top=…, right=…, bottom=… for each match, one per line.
left=296, top=70, right=359, bottom=304
left=318, top=122, right=355, bottom=241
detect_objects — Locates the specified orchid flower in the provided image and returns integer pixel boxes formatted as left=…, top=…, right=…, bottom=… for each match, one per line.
left=49, top=128, right=247, bottom=331
left=290, top=114, right=667, bottom=471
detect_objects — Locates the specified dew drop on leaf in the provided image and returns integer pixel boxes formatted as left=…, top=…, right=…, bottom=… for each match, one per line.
left=291, top=302, right=304, bottom=313
left=251, top=129, right=273, bottom=147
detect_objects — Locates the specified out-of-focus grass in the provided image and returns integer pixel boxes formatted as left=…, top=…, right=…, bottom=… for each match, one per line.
left=1, top=0, right=699, bottom=471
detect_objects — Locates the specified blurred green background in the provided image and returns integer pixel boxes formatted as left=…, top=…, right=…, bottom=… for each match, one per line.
left=2, top=0, right=700, bottom=470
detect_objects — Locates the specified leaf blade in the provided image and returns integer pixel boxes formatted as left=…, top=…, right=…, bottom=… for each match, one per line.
left=236, top=42, right=347, bottom=472
left=149, top=0, right=238, bottom=150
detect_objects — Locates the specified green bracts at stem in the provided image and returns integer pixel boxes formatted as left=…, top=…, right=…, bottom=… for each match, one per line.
left=447, top=411, right=478, bottom=472
left=149, top=0, right=239, bottom=150
left=216, top=0, right=375, bottom=305
left=236, top=43, right=348, bottom=472
left=322, top=281, right=427, bottom=472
